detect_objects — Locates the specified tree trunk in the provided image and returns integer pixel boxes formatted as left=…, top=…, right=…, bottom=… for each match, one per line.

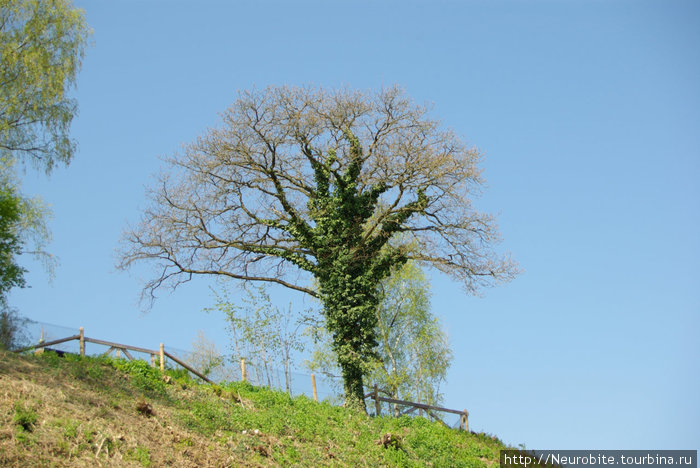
left=317, top=248, right=385, bottom=413
left=321, top=292, right=378, bottom=414
left=341, top=360, right=367, bottom=412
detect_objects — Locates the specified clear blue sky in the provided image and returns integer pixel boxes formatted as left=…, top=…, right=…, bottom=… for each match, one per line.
left=10, top=0, right=699, bottom=450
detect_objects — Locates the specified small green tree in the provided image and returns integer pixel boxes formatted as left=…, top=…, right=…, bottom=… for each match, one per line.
left=212, top=284, right=306, bottom=393
left=187, top=329, right=225, bottom=378
left=371, top=261, right=452, bottom=415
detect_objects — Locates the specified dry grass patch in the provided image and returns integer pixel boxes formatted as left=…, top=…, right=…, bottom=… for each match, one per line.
left=0, top=351, right=248, bottom=467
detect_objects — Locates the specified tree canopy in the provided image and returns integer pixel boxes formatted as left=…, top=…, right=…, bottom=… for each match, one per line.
left=120, top=85, right=516, bottom=409
left=1, top=0, right=90, bottom=172
left=0, top=156, right=52, bottom=305
left=371, top=261, right=452, bottom=412
left=0, top=157, right=49, bottom=350
left=0, top=174, right=26, bottom=297
left=0, top=0, right=88, bottom=306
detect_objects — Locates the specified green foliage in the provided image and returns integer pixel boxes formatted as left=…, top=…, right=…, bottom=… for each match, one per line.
left=0, top=306, right=30, bottom=350
left=37, top=348, right=61, bottom=367
left=125, top=446, right=151, bottom=467
left=177, top=398, right=234, bottom=435
left=0, top=176, right=25, bottom=296
left=371, top=261, right=453, bottom=409
left=186, top=329, right=225, bottom=379
left=164, top=366, right=196, bottom=386
left=0, top=0, right=88, bottom=313
left=205, top=381, right=502, bottom=466
left=307, top=261, right=453, bottom=414
left=13, top=400, right=38, bottom=432
left=108, top=358, right=166, bottom=396
left=174, top=437, right=194, bottom=449
left=49, top=417, right=79, bottom=440
left=308, top=130, right=417, bottom=409
left=213, top=283, right=306, bottom=392
left=0, top=0, right=90, bottom=171
left=57, top=352, right=108, bottom=381
left=61, top=419, right=79, bottom=439
left=0, top=156, right=54, bottom=315
left=120, top=86, right=516, bottom=411
left=2, top=350, right=511, bottom=466
left=0, top=156, right=53, bottom=303
left=303, top=321, right=341, bottom=379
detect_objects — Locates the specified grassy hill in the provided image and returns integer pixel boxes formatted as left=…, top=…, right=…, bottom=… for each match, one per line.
left=0, top=349, right=510, bottom=467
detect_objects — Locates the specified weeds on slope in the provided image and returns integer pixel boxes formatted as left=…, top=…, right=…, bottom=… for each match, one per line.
left=0, top=350, right=507, bottom=467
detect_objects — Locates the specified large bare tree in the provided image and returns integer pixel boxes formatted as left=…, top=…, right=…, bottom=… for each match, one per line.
left=119, top=86, right=516, bottom=410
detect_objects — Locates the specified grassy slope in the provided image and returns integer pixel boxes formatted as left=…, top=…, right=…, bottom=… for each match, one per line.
left=0, top=350, right=508, bottom=467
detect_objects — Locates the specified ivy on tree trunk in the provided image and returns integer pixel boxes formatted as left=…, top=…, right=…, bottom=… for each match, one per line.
left=119, top=86, right=517, bottom=410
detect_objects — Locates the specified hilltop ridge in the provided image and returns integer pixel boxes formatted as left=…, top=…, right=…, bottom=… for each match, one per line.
left=0, top=350, right=508, bottom=467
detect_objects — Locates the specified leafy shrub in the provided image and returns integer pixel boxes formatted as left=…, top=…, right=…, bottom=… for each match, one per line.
left=164, top=366, right=195, bottom=386
left=108, top=358, right=166, bottom=396
left=62, top=353, right=108, bottom=381
left=219, top=380, right=258, bottom=394
left=13, top=401, right=38, bottom=432
left=37, top=349, right=61, bottom=368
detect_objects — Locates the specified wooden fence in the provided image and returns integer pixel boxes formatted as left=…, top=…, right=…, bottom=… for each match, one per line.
left=14, top=327, right=468, bottom=431
left=14, top=327, right=213, bottom=384
left=366, top=384, right=469, bottom=431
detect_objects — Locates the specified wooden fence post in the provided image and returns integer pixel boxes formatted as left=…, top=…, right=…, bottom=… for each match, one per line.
left=79, top=327, right=85, bottom=357
left=374, top=384, right=380, bottom=416
left=116, top=348, right=121, bottom=359
left=240, top=358, right=246, bottom=382
left=311, top=374, right=318, bottom=402
left=159, top=343, right=165, bottom=372
left=460, top=410, right=469, bottom=432
left=35, top=329, right=45, bottom=355
left=150, top=354, right=155, bottom=367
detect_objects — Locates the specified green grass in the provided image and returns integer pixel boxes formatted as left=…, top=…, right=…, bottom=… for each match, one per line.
left=0, top=350, right=512, bottom=467
left=125, top=446, right=151, bottom=467
left=12, top=401, right=38, bottom=445
left=12, top=401, right=38, bottom=432
left=169, top=377, right=507, bottom=466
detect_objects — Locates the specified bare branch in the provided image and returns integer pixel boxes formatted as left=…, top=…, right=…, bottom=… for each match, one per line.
left=118, top=85, right=516, bottom=306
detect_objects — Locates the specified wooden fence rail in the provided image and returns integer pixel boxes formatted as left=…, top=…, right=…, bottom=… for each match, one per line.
left=11, top=329, right=207, bottom=382
left=14, top=334, right=80, bottom=353
left=13, top=327, right=469, bottom=431
left=83, top=336, right=159, bottom=356
left=365, top=384, right=469, bottom=431
left=162, top=350, right=213, bottom=384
